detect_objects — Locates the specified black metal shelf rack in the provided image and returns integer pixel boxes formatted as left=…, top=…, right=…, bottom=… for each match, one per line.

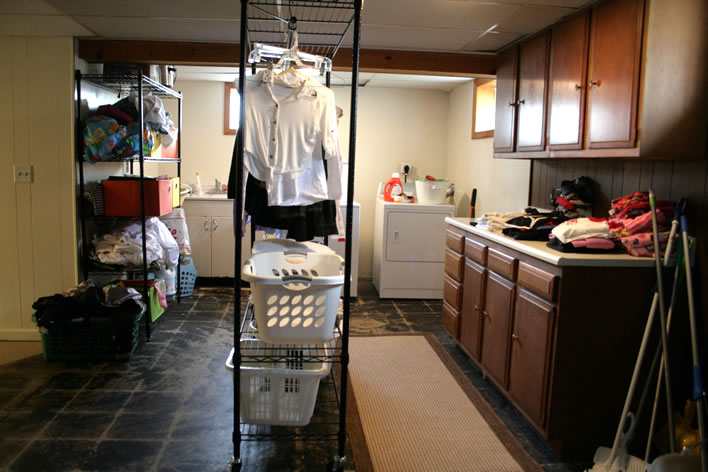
left=75, top=71, right=183, bottom=341
left=232, top=0, right=362, bottom=470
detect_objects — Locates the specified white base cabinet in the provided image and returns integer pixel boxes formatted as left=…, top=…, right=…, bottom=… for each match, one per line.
left=183, top=197, right=251, bottom=278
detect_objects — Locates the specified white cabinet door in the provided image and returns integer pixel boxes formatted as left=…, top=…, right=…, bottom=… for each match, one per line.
left=385, top=211, right=449, bottom=263
left=211, top=216, right=235, bottom=277
left=186, top=216, right=212, bottom=277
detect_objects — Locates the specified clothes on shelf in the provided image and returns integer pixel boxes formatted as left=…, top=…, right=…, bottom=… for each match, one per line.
left=608, top=191, right=676, bottom=257
left=228, top=69, right=344, bottom=241
left=91, top=217, right=179, bottom=268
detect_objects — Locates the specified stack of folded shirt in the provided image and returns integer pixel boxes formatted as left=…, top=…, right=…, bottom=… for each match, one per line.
left=547, top=217, right=617, bottom=253
left=501, top=208, right=570, bottom=241
left=553, top=176, right=594, bottom=218
left=607, top=191, right=675, bottom=257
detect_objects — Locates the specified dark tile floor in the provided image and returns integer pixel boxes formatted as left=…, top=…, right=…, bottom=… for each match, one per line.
left=0, top=280, right=589, bottom=472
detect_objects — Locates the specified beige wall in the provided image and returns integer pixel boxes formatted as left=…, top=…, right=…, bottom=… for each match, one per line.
left=146, top=80, right=234, bottom=190
left=0, top=36, right=76, bottom=341
left=332, top=86, right=450, bottom=278
left=445, top=80, right=531, bottom=218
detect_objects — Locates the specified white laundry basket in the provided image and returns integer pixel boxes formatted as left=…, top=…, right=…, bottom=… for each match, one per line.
left=242, top=251, right=344, bottom=344
left=225, top=340, right=330, bottom=426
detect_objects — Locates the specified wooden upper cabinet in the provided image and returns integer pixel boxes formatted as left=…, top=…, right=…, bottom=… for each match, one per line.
left=586, top=0, right=644, bottom=149
left=516, top=31, right=550, bottom=151
left=493, top=46, right=518, bottom=153
left=547, top=11, right=589, bottom=150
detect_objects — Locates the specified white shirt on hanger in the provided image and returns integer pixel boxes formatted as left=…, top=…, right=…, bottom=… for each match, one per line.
left=240, top=70, right=342, bottom=206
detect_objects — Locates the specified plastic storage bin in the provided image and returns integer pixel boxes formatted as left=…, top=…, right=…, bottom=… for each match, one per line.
left=225, top=339, right=330, bottom=426
left=242, top=251, right=344, bottom=344
left=37, top=311, right=143, bottom=361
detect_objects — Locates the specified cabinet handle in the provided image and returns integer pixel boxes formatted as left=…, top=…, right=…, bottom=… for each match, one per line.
left=574, top=84, right=582, bottom=91
left=512, top=334, right=520, bottom=341
left=203, top=220, right=210, bottom=232
left=212, top=220, right=219, bottom=231
left=483, top=310, right=490, bottom=318
left=589, top=80, right=601, bottom=88
left=474, top=305, right=480, bottom=312
left=518, top=99, right=525, bottom=105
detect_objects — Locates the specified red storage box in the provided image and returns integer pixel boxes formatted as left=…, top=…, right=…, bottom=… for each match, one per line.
left=103, top=179, right=173, bottom=217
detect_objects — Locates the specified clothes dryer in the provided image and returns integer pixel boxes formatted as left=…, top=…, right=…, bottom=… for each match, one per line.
left=372, top=196, right=455, bottom=298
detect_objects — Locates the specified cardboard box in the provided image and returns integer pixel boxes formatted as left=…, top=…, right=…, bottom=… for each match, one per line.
left=103, top=179, right=173, bottom=217
left=170, top=177, right=180, bottom=207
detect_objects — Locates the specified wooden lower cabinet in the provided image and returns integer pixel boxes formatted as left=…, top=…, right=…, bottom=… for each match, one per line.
left=508, top=288, right=555, bottom=428
left=480, top=271, right=515, bottom=389
left=443, top=224, right=653, bottom=460
left=460, top=260, right=485, bottom=361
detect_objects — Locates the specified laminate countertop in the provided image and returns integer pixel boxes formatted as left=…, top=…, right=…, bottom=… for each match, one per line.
left=445, top=217, right=655, bottom=268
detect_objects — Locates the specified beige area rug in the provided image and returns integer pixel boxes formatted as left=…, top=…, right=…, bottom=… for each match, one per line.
left=346, top=334, right=542, bottom=472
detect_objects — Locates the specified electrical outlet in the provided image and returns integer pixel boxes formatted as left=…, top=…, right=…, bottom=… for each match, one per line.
left=400, top=162, right=412, bottom=175
left=14, top=164, right=33, bottom=184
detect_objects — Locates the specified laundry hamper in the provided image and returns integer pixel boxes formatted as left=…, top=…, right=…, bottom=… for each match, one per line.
left=225, top=338, right=330, bottom=426
left=242, top=251, right=344, bottom=344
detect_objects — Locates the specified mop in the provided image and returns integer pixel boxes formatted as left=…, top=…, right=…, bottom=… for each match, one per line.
left=647, top=211, right=707, bottom=472
left=587, top=190, right=673, bottom=472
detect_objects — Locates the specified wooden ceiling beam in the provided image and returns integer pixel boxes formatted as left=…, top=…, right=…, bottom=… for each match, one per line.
left=77, top=39, right=497, bottom=76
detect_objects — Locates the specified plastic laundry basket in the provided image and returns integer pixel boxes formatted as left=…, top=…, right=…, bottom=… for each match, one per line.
left=242, top=251, right=344, bottom=344
left=225, top=339, right=329, bottom=426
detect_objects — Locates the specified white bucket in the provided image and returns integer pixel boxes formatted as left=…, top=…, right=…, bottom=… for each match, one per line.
left=415, top=180, right=448, bottom=205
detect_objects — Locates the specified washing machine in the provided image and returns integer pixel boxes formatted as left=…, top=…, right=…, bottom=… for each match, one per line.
left=372, top=196, right=455, bottom=299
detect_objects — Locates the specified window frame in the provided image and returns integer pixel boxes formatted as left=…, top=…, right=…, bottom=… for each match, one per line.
left=224, top=82, right=237, bottom=135
left=471, top=78, right=496, bottom=140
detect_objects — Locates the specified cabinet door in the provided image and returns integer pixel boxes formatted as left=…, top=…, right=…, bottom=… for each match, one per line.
left=480, top=271, right=515, bottom=388
left=516, top=31, right=550, bottom=151
left=586, top=0, right=643, bottom=149
left=460, top=259, right=486, bottom=361
left=508, top=289, right=555, bottom=428
left=186, top=216, right=212, bottom=277
left=547, top=11, right=589, bottom=150
left=210, top=216, right=235, bottom=277
left=493, top=46, right=519, bottom=153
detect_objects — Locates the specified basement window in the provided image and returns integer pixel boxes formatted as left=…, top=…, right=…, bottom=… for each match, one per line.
left=472, top=79, right=496, bottom=139
left=224, top=83, right=240, bottom=135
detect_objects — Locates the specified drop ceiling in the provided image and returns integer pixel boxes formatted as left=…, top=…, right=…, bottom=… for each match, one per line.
left=2, top=0, right=592, bottom=54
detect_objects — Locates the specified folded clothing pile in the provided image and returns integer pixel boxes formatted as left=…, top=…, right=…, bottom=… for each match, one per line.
left=33, top=280, right=144, bottom=329
left=547, top=217, right=618, bottom=253
left=607, top=191, right=675, bottom=257
left=552, top=176, right=593, bottom=218
left=501, top=208, right=570, bottom=241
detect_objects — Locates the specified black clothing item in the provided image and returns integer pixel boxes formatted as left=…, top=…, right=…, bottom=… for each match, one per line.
left=546, top=237, right=619, bottom=254
left=560, top=176, right=593, bottom=202
left=245, top=174, right=338, bottom=241
left=503, top=226, right=555, bottom=241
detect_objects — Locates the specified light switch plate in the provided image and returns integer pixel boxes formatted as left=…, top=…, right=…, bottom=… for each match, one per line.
left=14, top=164, right=33, bottom=183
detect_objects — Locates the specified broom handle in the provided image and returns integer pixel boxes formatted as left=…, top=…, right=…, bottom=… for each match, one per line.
left=650, top=189, right=676, bottom=453
left=681, top=216, right=708, bottom=472
left=644, top=214, right=682, bottom=461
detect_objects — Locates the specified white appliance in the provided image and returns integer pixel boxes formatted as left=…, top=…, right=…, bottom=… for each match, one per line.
left=372, top=196, right=455, bottom=299
left=315, top=201, right=360, bottom=297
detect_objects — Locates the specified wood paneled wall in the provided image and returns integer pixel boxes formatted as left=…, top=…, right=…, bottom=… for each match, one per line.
left=0, top=37, right=76, bottom=341
left=530, top=158, right=707, bottom=333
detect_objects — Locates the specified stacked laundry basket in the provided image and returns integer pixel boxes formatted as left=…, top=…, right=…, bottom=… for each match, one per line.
left=226, top=240, right=344, bottom=426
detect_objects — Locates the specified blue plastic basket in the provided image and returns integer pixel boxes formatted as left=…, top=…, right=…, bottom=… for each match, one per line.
left=178, top=256, right=197, bottom=297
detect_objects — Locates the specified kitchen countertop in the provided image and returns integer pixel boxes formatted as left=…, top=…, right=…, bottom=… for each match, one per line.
left=446, top=217, right=654, bottom=268
left=183, top=193, right=231, bottom=201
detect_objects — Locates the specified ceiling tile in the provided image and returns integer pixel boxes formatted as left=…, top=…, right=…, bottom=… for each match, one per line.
left=0, top=14, right=94, bottom=36
left=461, top=31, right=524, bottom=52
left=0, top=0, right=63, bottom=14
left=362, top=0, right=518, bottom=30
left=74, top=16, right=242, bottom=42
left=361, top=25, right=481, bottom=52
left=495, top=5, right=575, bottom=34
left=46, top=0, right=242, bottom=19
